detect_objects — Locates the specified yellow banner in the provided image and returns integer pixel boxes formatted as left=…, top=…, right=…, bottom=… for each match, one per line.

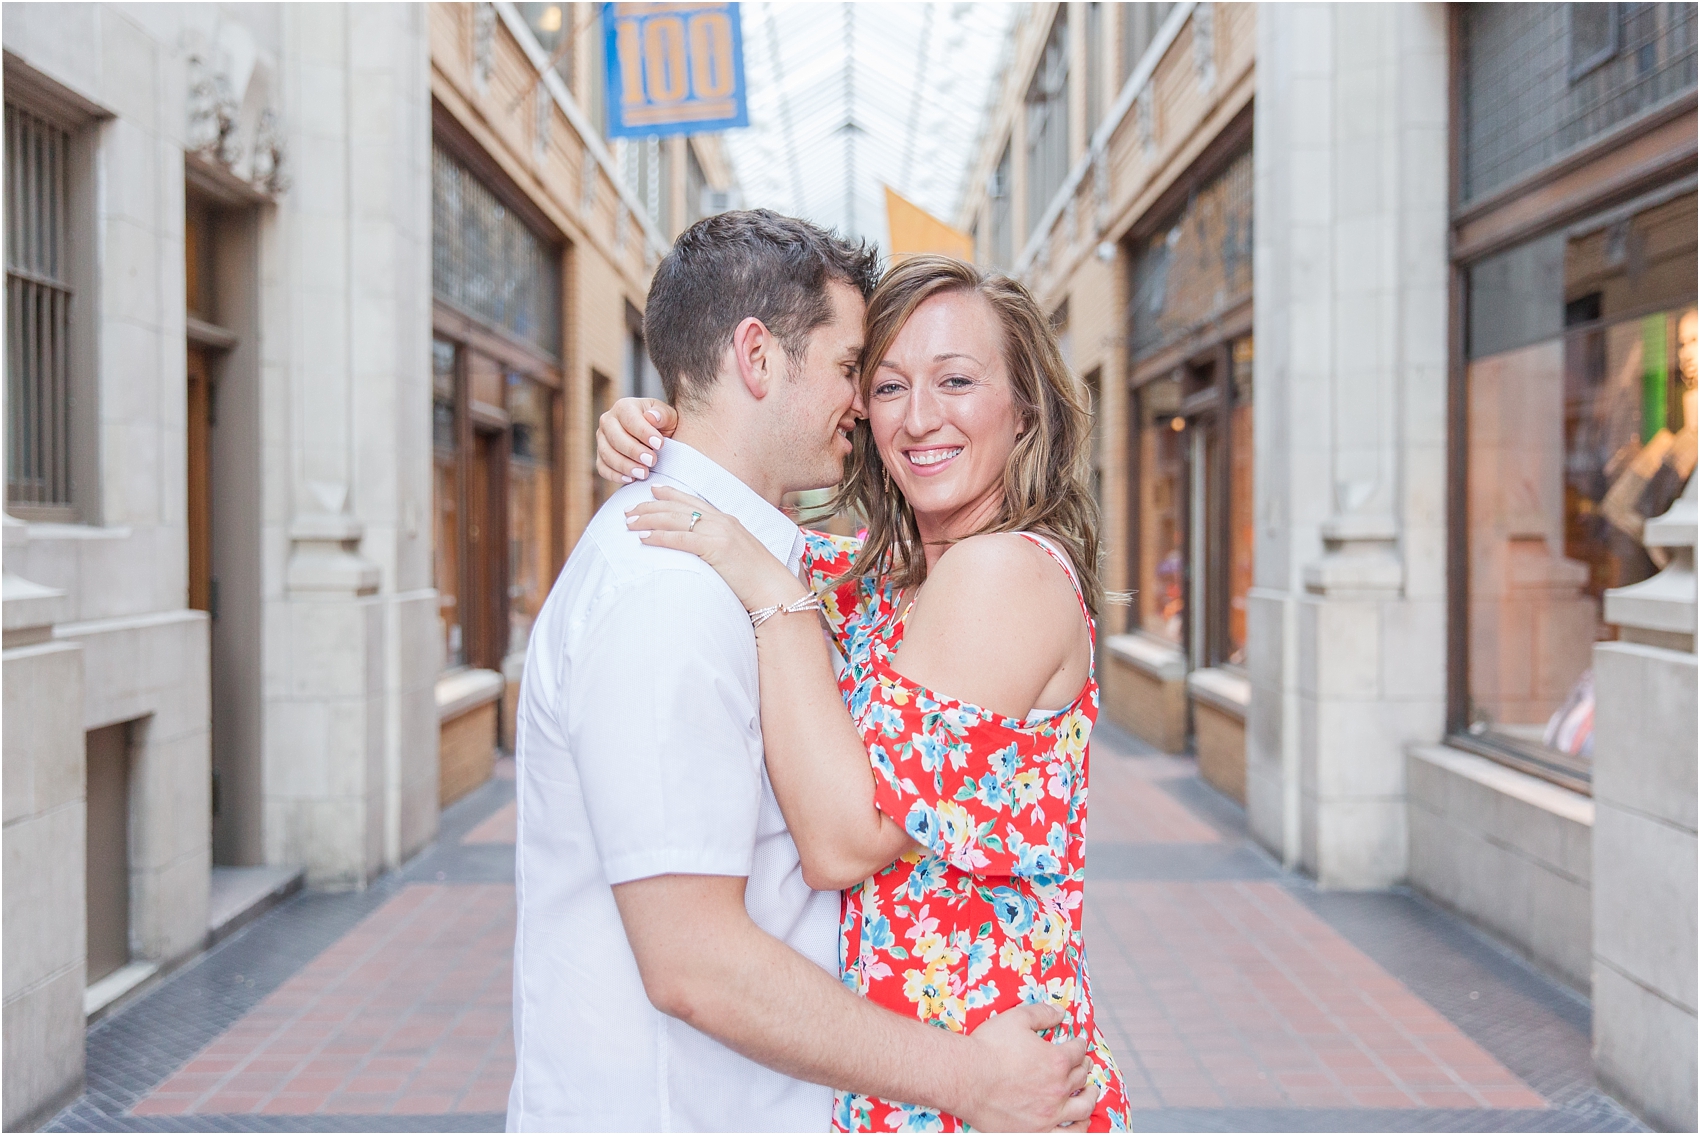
left=884, top=186, right=974, bottom=263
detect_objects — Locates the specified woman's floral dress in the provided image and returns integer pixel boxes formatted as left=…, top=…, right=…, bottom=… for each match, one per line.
left=800, top=530, right=1130, bottom=1133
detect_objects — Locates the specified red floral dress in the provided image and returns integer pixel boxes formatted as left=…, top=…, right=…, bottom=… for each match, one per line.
left=801, top=531, right=1130, bottom=1133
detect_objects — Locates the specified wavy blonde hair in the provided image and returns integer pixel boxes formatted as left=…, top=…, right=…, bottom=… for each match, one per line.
left=827, top=255, right=1104, bottom=616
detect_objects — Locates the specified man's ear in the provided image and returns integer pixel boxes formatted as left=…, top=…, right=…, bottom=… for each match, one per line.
left=730, top=316, right=778, bottom=401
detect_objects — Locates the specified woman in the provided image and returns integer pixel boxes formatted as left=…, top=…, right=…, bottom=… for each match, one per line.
left=602, top=256, right=1129, bottom=1132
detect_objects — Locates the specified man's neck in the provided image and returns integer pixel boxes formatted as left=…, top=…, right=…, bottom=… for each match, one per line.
left=670, top=413, right=786, bottom=507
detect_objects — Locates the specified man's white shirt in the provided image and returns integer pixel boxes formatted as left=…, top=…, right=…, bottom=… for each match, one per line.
left=506, top=440, right=839, bottom=1132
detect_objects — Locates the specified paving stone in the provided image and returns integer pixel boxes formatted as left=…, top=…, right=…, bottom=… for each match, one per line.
left=47, top=738, right=1644, bottom=1133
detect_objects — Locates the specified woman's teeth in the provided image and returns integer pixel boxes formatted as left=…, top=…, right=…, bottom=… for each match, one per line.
left=908, top=447, right=963, bottom=467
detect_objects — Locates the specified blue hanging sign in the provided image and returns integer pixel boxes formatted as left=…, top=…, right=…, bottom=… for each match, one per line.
left=604, top=3, right=749, bottom=138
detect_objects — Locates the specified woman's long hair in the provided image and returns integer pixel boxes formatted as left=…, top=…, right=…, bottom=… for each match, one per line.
left=828, top=255, right=1104, bottom=616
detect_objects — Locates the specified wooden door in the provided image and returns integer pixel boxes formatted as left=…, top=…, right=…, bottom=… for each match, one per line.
left=465, top=427, right=509, bottom=671
left=187, top=347, right=212, bottom=612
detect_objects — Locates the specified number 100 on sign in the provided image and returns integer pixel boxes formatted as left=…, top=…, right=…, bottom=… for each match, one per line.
left=606, top=3, right=749, bottom=138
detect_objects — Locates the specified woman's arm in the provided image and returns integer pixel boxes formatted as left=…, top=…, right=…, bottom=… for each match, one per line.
left=749, top=590, right=922, bottom=889
left=628, top=489, right=918, bottom=890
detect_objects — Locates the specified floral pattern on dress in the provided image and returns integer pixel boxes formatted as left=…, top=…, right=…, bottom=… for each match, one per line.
left=800, top=530, right=1130, bottom=1133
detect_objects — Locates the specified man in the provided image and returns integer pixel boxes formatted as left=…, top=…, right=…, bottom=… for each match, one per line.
left=508, top=211, right=1094, bottom=1131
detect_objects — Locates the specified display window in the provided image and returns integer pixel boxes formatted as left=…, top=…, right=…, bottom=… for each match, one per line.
left=1136, top=375, right=1185, bottom=645
left=432, top=339, right=466, bottom=670
left=1125, top=136, right=1255, bottom=679
left=507, top=373, right=556, bottom=658
left=1227, top=336, right=1254, bottom=666
left=1131, top=338, right=1255, bottom=672
left=1462, top=191, right=1696, bottom=780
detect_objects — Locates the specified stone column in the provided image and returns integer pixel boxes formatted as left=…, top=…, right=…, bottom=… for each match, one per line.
left=1592, top=477, right=1697, bottom=1132
left=2, top=516, right=86, bottom=1129
left=1246, top=3, right=1449, bottom=886
left=262, top=5, right=436, bottom=888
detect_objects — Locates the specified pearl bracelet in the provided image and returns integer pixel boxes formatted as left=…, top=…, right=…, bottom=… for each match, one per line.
left=749, top=592, right=826, bottom=629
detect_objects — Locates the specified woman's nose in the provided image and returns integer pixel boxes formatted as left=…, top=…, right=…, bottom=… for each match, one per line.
left=904, top=383, right=943, bottom=435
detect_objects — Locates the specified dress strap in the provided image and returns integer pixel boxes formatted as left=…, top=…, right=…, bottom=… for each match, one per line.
left=1016, top=532, right=1095, bottom=673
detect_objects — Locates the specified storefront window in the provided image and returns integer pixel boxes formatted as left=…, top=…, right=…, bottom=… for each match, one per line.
left=1136, top=375, right=1185, bottom=644
left=507, top=374, right=555, bottom=658
left=516, top=3, right=573, bottom=86
left=1464, top=191, right=1696, bottom=776
left=1127, top=146, right=1252, bottom=360
left=1227, top=336, right=1254, bottom=666
left=432, top=339, right=465, bottom=670
left=432, top=143, right=562, bottom=357
left=1459, top=3, right=1697, bottom=204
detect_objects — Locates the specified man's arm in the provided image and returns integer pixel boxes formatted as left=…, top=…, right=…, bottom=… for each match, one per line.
left=613, top=874, right=1096, bottom=1133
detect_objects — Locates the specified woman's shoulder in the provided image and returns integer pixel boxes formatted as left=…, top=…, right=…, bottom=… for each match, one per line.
left=928, top=531, right=1075, bottom=600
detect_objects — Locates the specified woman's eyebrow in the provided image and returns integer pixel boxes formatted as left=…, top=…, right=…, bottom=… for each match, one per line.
left=932, top=352, right=982, bottom=364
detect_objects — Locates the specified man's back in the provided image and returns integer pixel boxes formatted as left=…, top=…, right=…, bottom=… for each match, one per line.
left=507, top=448, right=838, bottom=1132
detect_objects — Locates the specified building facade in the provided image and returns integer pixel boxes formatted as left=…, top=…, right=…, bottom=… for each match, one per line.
left=425, top=2, right=735, bottom=792
left=960, top=3, right=1695, bottom=1128
left=2, top=4, right=732, bottom=1127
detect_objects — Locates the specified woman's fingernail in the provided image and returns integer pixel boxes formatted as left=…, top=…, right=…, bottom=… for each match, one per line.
left=649, top=436, right=663, bottom=448
left=632, top=467, right=646, bottom=479
left=636, top=531, right=651, bottom=540
left=639, top=453, right=654, bottom=467
left=625, top=514, right=636, bottom=525
left=621, top=475, right=633, bottom=484
left=646, top=409, right=661, bottom=423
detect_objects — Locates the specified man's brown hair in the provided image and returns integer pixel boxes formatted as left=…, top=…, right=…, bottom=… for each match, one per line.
left=644, top=209, right=881, bottom=410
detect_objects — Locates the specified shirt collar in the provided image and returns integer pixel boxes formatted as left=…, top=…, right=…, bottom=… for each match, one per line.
left=650, top=439, right=804, bottom=572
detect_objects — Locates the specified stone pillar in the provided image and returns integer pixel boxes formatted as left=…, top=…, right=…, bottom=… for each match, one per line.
left=2, top=516, right=86, bottom=1129
left=1246, top=3, right=1449, bottom=886
left=261, top=5, right=437, bottom=888
left=1592, top=477, right=1697, bottom=1132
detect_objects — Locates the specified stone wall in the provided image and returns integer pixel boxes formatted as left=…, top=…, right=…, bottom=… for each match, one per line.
left=1407, top=745, right=1593, bottom=991
left=1246, top=3, right=1449, bottom=885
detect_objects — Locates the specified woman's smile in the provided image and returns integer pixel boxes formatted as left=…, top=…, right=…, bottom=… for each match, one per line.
left=904, top=445, right=964, bottom=474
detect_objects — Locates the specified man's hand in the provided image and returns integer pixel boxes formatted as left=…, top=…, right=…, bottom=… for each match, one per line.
left=613, top=875, right=1099, bottom=1130
left=953, top=1004, right=1098, bottom=1132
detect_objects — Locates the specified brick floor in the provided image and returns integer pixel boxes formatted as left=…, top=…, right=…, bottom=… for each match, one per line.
left=132, top=884, right=514, bottom=1118
left=462, top=801, right=516, bottom=845
left=1085, top=880, right=1544, bottom=1111
left=48, top=725, right=1642, bottom=1133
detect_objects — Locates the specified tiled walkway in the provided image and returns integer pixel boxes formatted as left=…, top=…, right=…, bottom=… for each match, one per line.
left=49, top=735, right=1643, bottom=1132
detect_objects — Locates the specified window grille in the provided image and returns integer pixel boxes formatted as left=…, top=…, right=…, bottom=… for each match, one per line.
left=1085, top=3, right=1104, bottom=138
left=1127, top=146, right=1253, bottom=362
left=432, top=144, right=562, bottom=356
left=6, top=102, right=75, bottom=513
left=624, top=136, right=671, bottom=236
left=687, top=144, right=707, bottom=225
left=1121, top=3, right=1176, bottom=86
left=1025, top=12, right=1070, bottom=237
left=1461, top=3, right=1698, bottom=204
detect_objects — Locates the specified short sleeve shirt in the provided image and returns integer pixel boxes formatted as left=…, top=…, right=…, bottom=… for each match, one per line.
left=507, top=441, right=839, bottom=1132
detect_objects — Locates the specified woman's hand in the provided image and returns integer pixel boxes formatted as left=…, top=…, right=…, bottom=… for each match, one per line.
left=597, top=398, right=678, bottom=483
left=626, top=486, right=807, bottom=613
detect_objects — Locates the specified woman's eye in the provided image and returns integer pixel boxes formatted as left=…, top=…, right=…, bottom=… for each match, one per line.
left=873, top=382, right=904, bottom=397
left=942, top=375, right=974, bottom=389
